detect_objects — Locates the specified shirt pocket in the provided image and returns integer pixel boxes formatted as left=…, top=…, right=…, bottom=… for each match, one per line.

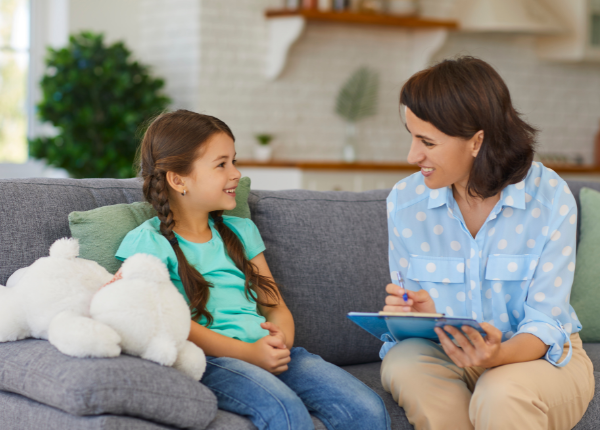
left=485, top=254, right=540, bottom=281
left=407, top=255, right=465, bottom=284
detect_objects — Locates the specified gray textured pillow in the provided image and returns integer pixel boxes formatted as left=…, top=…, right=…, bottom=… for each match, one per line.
left=0, top=339, right=217, bottom=430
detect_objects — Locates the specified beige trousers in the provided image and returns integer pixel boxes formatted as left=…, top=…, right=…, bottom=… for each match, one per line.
left=381, top=333, right=594, bottom=430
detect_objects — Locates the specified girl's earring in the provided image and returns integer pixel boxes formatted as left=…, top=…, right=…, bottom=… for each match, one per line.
left=181, top=189, right=187, bottom=196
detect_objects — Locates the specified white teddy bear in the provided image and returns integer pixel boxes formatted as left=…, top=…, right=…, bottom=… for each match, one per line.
left=89, top=252, right=206, bottom=380
left=0, top=238, right=205, bottom=380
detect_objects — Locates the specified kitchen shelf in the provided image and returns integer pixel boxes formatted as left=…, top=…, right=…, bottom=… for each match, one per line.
left=265, top=9, right=458, bottom=29
left=237, top=160, right=600, bottom=174
left=264, top=9, right=456, bottom=80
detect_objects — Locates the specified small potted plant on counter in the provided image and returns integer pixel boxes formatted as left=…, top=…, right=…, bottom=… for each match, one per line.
left=254, top=133, right=274, bottom=162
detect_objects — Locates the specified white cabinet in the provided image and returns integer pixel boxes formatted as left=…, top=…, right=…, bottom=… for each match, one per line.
left=537, top=0, right=600, bottom=61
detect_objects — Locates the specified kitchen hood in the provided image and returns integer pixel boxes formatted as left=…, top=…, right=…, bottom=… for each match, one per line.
left=455, top=0, right=565, bottom=34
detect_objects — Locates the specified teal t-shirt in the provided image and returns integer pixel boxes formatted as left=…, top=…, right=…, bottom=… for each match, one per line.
left=115, top=215, right=269, bottom=343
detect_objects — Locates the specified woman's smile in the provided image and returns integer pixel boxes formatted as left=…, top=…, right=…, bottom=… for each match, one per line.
left=420, top=166, right=435, bottom=177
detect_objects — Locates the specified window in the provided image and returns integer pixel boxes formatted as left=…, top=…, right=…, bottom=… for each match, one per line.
left=0, top=0, right=29, bottom=163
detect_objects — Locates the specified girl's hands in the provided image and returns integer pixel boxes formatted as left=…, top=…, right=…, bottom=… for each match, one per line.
left=434, top=323, right=503, bottom=369
left=261, top=321, right=287, bottom=347
left=383, top=283, right=437, bottom=314
left=245, top=322, right=291, bottom=375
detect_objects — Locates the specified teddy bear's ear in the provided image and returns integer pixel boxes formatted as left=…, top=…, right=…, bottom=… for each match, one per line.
left=49, top=238, right=80, bottom=259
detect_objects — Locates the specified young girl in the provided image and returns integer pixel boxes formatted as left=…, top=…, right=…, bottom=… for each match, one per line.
left=115, top=110, right=390, bottom=430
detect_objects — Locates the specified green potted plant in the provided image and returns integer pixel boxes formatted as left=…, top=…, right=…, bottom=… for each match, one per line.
left=335, top=66, right=379, bottom=162
left=29, top=32, right=170, bottom=178
left=254, top=133, right=274, bottom=162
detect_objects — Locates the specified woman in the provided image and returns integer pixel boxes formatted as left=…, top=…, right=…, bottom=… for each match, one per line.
left=381, top=57, right=594, bottom=430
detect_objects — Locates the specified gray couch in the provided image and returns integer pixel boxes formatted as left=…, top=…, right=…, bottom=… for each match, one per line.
left=0, top=177, right=599, bottom=430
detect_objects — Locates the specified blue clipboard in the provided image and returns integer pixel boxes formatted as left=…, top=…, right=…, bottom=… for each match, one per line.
left=347, top=312, right=486, bottom=342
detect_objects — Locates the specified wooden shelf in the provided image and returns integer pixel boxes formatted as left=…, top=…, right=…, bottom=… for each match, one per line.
left=265, top=9, right=458, bottom=29
left=237, top=160, right=600, bottom=174
left=264, top=9, right=453, bottom=80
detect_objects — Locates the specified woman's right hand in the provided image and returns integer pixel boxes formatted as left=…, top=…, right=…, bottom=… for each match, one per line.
left=244, top=335, right=291, bottom=375
left=383, top=283, right=437, bottom=314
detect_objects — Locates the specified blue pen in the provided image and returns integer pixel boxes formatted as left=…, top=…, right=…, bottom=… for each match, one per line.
left=396, top=271, right=408, bottom=303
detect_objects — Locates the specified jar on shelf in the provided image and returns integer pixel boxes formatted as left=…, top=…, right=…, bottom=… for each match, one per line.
left=386, top=0, right=417, bottom=15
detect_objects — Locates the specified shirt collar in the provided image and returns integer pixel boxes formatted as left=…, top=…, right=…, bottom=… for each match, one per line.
left=426, top=181, right=526, bottom=210
left=499, top=181, right=526, bottom=210
left=427, top=186, right=451, bottom=209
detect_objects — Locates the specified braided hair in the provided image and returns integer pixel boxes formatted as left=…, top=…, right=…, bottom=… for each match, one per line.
left=139, top=110, right=279, bottom=325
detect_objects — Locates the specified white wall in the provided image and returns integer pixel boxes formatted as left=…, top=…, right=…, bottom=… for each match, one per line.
left=42, top=0, right=600, bottom=166
left=68, top=0, right=142, bottom=56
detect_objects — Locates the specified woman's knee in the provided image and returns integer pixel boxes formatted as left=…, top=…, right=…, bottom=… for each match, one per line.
left=469, top=369, right=539, bottom=420
left=381, top=338, right=441, bottom=390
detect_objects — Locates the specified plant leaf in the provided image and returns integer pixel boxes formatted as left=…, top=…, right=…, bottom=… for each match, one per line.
left=335, top=66, right=379, bottom=123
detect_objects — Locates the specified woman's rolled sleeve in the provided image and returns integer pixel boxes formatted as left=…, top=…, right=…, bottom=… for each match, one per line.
left=516, top=188, right=577, bottom=366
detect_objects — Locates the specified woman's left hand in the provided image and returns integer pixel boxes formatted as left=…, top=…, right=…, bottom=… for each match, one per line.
left=434, top=323, right=504, bottom=369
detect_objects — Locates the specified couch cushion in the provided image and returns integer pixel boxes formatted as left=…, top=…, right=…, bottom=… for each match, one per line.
left=564, top=180, right=600, bottom=245
left=248, top=189, right=390, bottom=366
left=0, top=339, right=217, bottom=430
left=571, top=188, right=600, bottom=341
left=573, top=372, right=600, bottom=429
left=68, top=177, right=252, bottom=274
left=0, top=178, right=145, bottom=285
left=0, top=390, right=175, bottom=430
left=342, top=362, right=413, bottom=430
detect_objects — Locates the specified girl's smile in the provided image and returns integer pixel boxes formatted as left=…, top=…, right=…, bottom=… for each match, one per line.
left=224, top=187, right=236, bottom=197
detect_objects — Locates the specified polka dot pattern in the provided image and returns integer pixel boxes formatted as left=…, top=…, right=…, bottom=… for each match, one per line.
left=386, top=165, right=579, bottom=366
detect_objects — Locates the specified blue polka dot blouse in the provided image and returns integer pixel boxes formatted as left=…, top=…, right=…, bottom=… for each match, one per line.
left=381, top=162, right=580, bottom=367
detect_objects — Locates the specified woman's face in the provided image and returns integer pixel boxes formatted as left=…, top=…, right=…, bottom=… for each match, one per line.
left=405, top=107, right=483, bottom=191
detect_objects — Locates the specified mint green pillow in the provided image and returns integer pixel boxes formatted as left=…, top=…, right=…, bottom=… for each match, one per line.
left=69, top=176, right=252, bottom=274
left=570, top=187, right=600, bottom=342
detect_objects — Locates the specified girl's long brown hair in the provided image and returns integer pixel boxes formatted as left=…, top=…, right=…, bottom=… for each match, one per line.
left=137, top=109, right=279, bottom=325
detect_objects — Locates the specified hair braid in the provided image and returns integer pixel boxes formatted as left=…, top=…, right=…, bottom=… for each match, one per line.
left=143, top=170, right=215, bottom=324
left=211, top=211, right=279, bottom=308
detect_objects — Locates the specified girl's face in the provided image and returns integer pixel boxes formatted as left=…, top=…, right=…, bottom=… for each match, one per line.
left=178, top=132, right=241, bottom=213
left=405, top=107, right=483, bottom=190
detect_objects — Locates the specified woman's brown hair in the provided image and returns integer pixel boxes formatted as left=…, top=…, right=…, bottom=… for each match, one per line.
left=400, top=56, right=537, bottom=199
left=137, top=109, right=279, bottom=325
